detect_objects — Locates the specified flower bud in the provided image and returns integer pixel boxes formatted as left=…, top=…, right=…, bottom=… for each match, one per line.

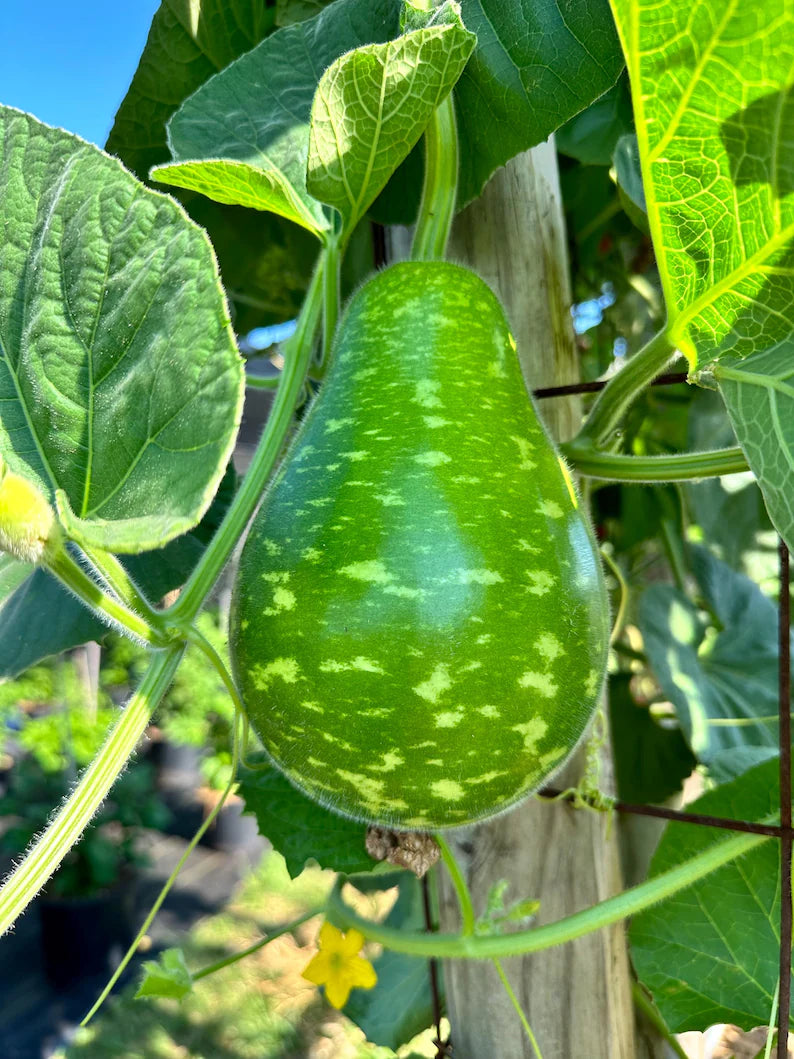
left=0, top=464, right=61, bottom=564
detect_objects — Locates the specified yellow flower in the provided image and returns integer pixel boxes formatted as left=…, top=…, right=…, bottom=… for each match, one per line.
left=301, top=922, right=377, bottom=1009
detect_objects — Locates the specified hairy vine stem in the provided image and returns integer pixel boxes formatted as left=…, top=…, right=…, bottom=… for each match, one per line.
left=45, top=545, right=168, bottom=647
left=79, top=543, right=163, bottom=626
left=83, top=701, right=246, bottom=1023
left=0, top=645, right=184, bottom=936
left=562, top=443, right=748, bottom=481
left=573, top=329, right=678, bottom=449
left=328, top=829, right=767, bottom=959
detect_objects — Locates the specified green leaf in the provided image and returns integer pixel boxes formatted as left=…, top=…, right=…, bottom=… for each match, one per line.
left=106, top=1, right=315, bottom=334
left=237, top=757, right=374, bottom=878
left=344, top=873, right=442, bottom=1049
left=375, top=0, right=625, bottom=222
left=630, top=758, right=783, bottom=1032
left=154, top=159, right=326, bottom=237
left=0, top=554, right=32, bottom=604
left=0, top=465, right=237, bottom=679
left=707, top=746, right=778, bottom=785
left=276, top=0, right=335, bottom=27
left=638, top=547, right=784, bottom=762
left=685, top=390, right=772, bottom=571
left=612, top=0, right=794, bottom=553
left=556, top=74, right=634, bottom=167
left=106, top=1, right=277, bottom=182
left=135, top=947, right=193, bottom=1000
left=306, top=3, right=476, bottom=234
left=0, top=107, right=243, bottom=554
left=612, top=134, right=643, bottom=211
left=454, top=0, right=623, bottom=204
left=609, top=673, right=696, bottom=804
left=151, top=0, right=400, bottom=233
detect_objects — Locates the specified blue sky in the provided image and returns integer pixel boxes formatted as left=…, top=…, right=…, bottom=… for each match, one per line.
left=1, top=3, right=161, bottom=148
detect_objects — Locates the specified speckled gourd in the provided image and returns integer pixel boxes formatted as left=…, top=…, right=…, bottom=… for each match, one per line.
left=231, top=261, right=609, bottom=829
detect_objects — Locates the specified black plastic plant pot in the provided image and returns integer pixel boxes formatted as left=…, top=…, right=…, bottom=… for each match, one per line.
left=200, top=797, right=260, bottom=852
left=148, top=739, right=203, bottom=792
left=38, top=879, right=136, bottom=989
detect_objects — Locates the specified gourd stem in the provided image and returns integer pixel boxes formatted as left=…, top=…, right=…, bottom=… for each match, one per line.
left=436, top=834, right=476, bottom=934
left=562, top=443, right=748, bottom=481
left=411, top=94, right=459, bottom=261
left=0, top=645, right=184, bottom=936
left=45, top=545, right=169, bottom=646
left=82, top=704, right=245, bottom=1024
left=166, top=253, right=326, bottom=623
left=493, top=958, right=545, bottom=1059
left=320, top=235, right=341, bottom=371
left=327, top=829, right=766, bottom=959
left=574, top=330, right=678, bottom=448
left=192, top=908, right=324, bottom=982
left=79, top=543, right=163, bottom=627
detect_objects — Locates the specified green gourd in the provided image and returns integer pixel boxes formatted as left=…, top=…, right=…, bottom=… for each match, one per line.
left=231, top=261, right=609, bottom=829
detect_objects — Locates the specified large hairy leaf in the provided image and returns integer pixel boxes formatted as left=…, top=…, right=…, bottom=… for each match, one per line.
left=630, top=758, right=784, bottom=1031
left=639, top=548, right=785, bottom=762
left=0, top=466, right=237, bottom=679
left=152, top=0, right=400, bottom=234
left=610, top=1, right=794, bottom=549
left=716, top=342, right=794, bottom=554
left=0, top=108, right=243, bottom=553
left=307, top=3, right=475, bottom=234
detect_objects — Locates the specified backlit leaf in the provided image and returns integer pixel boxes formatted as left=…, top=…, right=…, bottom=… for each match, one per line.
left=136, top=948, right=193, bottom=1000
left=307, top=2, right=475, bottom=234
left=609, top=1, right=794, bottom=549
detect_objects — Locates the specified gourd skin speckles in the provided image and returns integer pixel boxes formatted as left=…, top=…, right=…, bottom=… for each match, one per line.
left=231, top=262, right=609, bottom=830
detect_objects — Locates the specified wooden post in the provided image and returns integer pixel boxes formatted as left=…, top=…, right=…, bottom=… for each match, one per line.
left=440, top=143, right=637, bottom=1059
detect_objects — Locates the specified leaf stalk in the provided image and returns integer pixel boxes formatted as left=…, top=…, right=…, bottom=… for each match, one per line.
left=412, top=94, right=459, bottom=261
